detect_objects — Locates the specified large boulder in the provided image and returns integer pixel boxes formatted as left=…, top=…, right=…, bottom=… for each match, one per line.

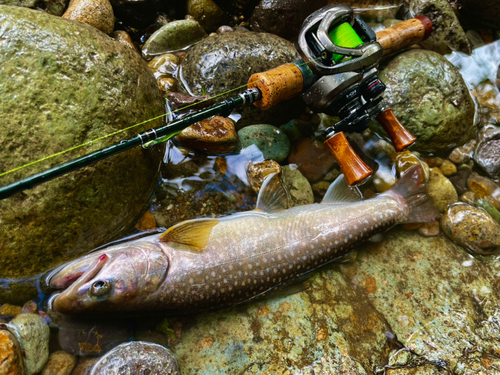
left=0, top=6, right=164, bottom=281
left=179, top=30, right=305, bottom=128
left=372, top=49, right=476, bottom=153
left=169, top=229, right=500, bottom=374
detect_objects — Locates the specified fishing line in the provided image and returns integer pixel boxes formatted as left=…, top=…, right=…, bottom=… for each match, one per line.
left=0, top=56, right=322, bottom=178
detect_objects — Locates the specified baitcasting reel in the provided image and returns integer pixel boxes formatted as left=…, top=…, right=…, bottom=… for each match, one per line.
left=295, top=4, right=419, bottom=185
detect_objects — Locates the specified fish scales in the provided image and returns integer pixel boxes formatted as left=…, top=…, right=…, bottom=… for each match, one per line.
left=158, top=195, right=406, bottom=310
left=49, top=165, right=435, bottom=315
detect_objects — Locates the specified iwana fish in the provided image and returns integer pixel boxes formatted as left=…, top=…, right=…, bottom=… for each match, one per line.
left=48, top=165, right=437, bottom=315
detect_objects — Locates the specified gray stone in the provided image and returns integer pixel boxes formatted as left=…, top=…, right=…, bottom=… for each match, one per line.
left=238, top=125, right=291, bottom=163
left=404, top=0, right=471, bottom=55
left=179, top=31, right=304, bottom=128
left=249, top=0, right=327, bottom=40
left=474, top=124, right=500, bottom=178
left=0, top=6, right=164, bottom=282
left=373, top=49, right=476, bottom=153
left=282, top=165, right=314, bottom=206
left=142, top=20, right=207, bottom=60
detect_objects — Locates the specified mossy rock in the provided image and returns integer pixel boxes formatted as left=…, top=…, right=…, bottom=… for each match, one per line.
left=0, top=6, right=165, bottom=280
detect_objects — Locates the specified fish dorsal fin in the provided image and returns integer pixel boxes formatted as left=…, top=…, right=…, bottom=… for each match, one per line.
left=256, top=173, right=289, bottom=212
left=159, top=218, right=220, bottom=251
left=321, top=174, right=362, bottom=204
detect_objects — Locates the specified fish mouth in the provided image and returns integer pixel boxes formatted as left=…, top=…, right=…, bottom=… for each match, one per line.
left=47, top=252, right=107, bottom=290
left=51, top=254, right=109, bottom=314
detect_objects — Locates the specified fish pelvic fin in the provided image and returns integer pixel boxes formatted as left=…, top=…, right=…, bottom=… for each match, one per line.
left=321, top=174, right=362, bottom=204
left=256, top=172, right=290, bottom=212
left=386, top=164, right=439, bottom=223
left=159, top=218, right=220, bottom=250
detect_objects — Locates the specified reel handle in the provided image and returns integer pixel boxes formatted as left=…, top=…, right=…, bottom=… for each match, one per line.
left=377, top=16, right=432, bottom=57
left=324, top=131, right=373, bottom=186
left=375, top=108, right=417, bottom=152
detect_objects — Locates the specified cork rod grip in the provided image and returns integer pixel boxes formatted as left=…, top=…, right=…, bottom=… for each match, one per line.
left=376, top=16, right=432, bottom=57
left=376, top=108, right=417, bottom=152
left=248, top=63, right=304, bottom=110
left=324, top=132, right=373, bottom=186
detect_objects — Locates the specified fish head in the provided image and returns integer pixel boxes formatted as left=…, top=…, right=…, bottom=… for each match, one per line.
left=47, top=243, right=169, bottom=315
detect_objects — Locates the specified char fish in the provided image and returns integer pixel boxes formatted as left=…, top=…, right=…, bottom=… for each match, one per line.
left=48, top=165, right=436, bottom=315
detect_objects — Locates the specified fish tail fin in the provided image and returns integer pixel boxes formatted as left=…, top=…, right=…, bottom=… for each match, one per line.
left=386, top=164, right=439, bottom=223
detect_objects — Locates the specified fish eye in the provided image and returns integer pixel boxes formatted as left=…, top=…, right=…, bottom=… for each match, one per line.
left=90, top=280, right=111, bottom=297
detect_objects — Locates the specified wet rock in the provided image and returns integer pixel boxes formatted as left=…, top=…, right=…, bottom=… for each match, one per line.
left=4, top=313, right=50, bottom=375
left=0, top=329, right=24, bottom=375
left=249, top=0, right=327, bottom=40
left=62, top=0, right=114, bottom=35
left=386, top=364, right=447, bottom=374
left=188, top=0, right=232, bottom=32
left=142, top=20, right=207, bottom=60
left=311, top=180, right=331, bottom=198
left=427, top=168, right=458, bottom=213
left=393, top=152, right=429, bottom=181
left=211, top=0, right=258, bottom=18
left=0, top=304, right=22, bottom=317
left=474, top=124, right=500, bottom=178
left=374, top=49, right=476, bottom=153
left=135, top=211, right=156, bottom=231
left=216, top=25, right=233, bottom=33
left=450, top=0, right=500, bottom=30
left=90, top=341, right=181, bottom=375
left=71, top=357, right=98, bottom=375
left=41, top=350, right=77, bottom=375
left=247, top=160, right=282, bottom=193
left=418, top=222, right=440, bottom=237
left=404, top=0, right=471, bottom=55
left=460, top=191, right=477, bottom=206
left=279, top=119, right=315, bottom=146
left=477, top=198, right=500, bottom=224
left=167, top=92, right=212, bottom=111
left=467, top=172, right=500, bottom=200
left=0, top=0, right=68, bottom=15
left=21, top=301, right=38, bottom=315
left=58, top=317, right=135, bottom=356
left=180, top=31, right=303, bottom=127
left=158, top=78, right=178, bottom=96
left=441, top=202, right=500, bottom=255
left=448, top=139, right=476, bottom=164
left=0, top=6, right=164, bottom=282
left=112, top=30, right=138, bottom=52
left=448, top=170, right=470, bottom=196
left=438, top=159, right=456, bottom=176
left=329, top=0, right=403, bottom=21
left=176, top=116, right=239, bottom=154
left=238, top=125, right=290, bottom=162
left=147, top=54, right=179, bottom=80
left=282, top=165, right=314, bottom=206
left=288, top=138, right=337, bottom=182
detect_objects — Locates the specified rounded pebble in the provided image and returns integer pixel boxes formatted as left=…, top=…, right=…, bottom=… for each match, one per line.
left=288, top=138, right=337, bottom=182
left=439, top=159, right=457, bottom=176
left=148, top=54, right=179, bottom=80
left=441, top=202, right=500, bottom=255
left=0, top=329, right=24, bottom=375
left=90, top=341, right=180, bottom=375
left=427, top=168, right=458, bottom=213
left=247, top=160, right=282, bottom=193
left=112, top=31, right=138, bottom=52
left=62, top=0, right=115, bottom=35
left=282, top=165, right=314, bottom=207
left=41, top=350, right=77, bottom=375
left=238, top=125, right=291, bottom=163
left=418, top=222, right=440, bottom=237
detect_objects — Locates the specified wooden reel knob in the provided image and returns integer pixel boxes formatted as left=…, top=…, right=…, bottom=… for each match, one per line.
left=324, top=132, right=373, bottom=186
left=375, top=108, right=417, bottom=152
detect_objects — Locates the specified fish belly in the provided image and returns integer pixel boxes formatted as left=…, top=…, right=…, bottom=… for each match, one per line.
left=159, top=196, right=406, bottom=310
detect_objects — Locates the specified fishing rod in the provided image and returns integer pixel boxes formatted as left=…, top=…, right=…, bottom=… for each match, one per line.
left=0, top=5, right=432, bottom=199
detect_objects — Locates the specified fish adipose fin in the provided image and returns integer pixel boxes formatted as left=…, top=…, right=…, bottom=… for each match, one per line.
left=321, top=174, right=362, bottom=204
left=256, top=173, right=290, bottom=212
left=386, top=165, right=440, bottom=223
left=159, top=218, right=220, bottom=250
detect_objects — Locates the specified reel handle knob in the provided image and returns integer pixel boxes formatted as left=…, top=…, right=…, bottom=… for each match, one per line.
left=324, top=131, right=373, bottom=186
left=376, top=108, right=416, bottom=152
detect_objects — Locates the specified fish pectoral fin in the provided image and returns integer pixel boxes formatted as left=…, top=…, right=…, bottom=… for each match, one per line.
left=159, top=218, right=220, bottom=250
left=321, top=174, right=362, bottom=204
left=256, top=172, right=290, bottom=212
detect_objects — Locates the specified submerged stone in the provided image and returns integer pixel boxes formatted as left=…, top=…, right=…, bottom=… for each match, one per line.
left=0, top=329, right=24, bottom=375
left=238, top=125, right=290, bottom=162
left=374, top=49, right=476, bottom=153
left=282, top=165, right=314, bottom=206
left=0, top=6, right=164, bottom=281
left=41, top=350, right=77, bottom=375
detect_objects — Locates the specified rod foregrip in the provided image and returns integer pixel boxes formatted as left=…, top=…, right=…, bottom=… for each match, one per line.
left=324, top=132, right=373, bottom=186
left=376, top=16, right=432, bottom=57
left=248, top=63, right=304, bottom=110
left=376, top=108, right=417, bottom=152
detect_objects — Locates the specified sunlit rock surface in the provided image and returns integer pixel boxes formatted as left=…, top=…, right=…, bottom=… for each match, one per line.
left=170, top=229, right=500, bottom=374
left=0, top=6, right=164, bottom=281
